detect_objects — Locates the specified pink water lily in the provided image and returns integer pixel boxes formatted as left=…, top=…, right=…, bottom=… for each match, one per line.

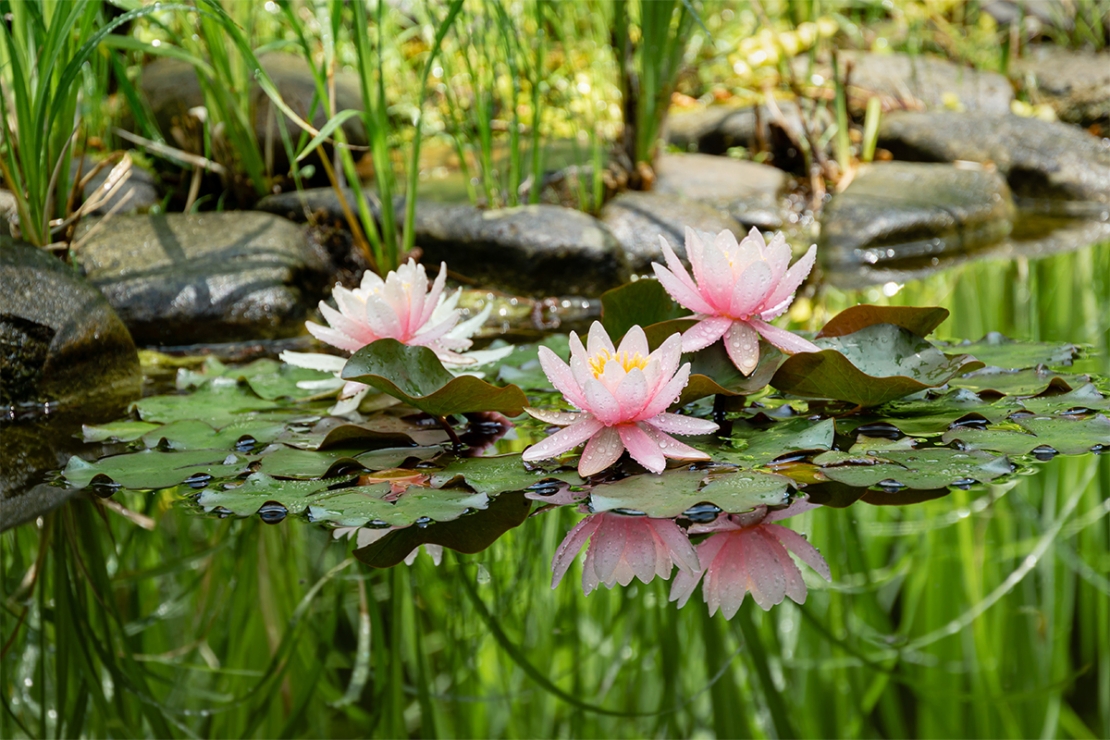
left=282, top=260, right=510, bottom=415
left=552, top=513, right=701, bottom=595
left=670, top=499, right=830, bottom=618
left=652, top=227, right=820, bottom=376
left=521, top=322, right=718, bottom=477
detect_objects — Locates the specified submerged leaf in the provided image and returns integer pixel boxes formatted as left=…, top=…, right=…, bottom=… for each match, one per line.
left=343, top=339, right=529, bottom=416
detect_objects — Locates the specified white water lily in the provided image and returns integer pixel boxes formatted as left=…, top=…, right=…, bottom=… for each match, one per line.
left=282, top=261, right=511, bottom=416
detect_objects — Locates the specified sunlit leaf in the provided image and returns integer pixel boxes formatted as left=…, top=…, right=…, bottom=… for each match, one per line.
left=343, top=339, right=529, bottom=416
left=817, top=305, right=949, bottom=338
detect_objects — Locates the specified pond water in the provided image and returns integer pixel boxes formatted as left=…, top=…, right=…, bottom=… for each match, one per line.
left=2, top=240, right=1108, bottom=738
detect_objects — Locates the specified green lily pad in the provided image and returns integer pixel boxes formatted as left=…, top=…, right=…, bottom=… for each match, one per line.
left=940, top=427, right=1042, bottom=455
left=819, top=449, right=1012, bottom=490
left=256, top=445, right=441, bottom=479
left=678, top=342, right=786, bottom=405
left=141, top=419, right=285, bottom=451
left=601, top=279, right=691, bottom=342
left=178, top=357, right=333, bottom=400
left=354, top=492, right=533, bottom=568
left=771, top=324, right=984, bottom=407
left=64, top=449, right=249, bottom=490
left=872, top=389, right=1012, bottom=435
left=697, top=417, right=836, bottom=466
left=82, top=420, right=162, bottom=443
left=133, top=384, right=296, bottom=427
left=429, top=454, right=584, bottom=495
left=195, top=472, right=488, bottom=528
left=817, top=305, right=949, bottom=339
left=1012, top=414, right=1110, bottom=455
left=343, top=339, right=529, bottom=417
left=949, top=367, right=1087, bottom=397
left=493, top=335, right=572, bottom=390
left=285, top=415, right=451, bottom=450
left=1015, top=384, right=1110, bottom=415
left=943, top=333, right=1081, bottom=370
left=588, top=469, right=792, bottom=519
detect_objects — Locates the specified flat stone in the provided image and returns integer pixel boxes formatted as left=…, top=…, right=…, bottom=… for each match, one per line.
left=878, top=111, right=1110, bottom=214
left=653, top=153, right=789, bottom=229
left=796, top=51, right=1013, bottom=116
left=138, top=53, right=366, bottom=175
left=600, top=191, right=738, bottom=273
left=820, top=161, right=1016, bottom=271
left=1, top=238, right=141, bottom=411
left=1011, top=46, right=1110, bottom=127
left=412, top=203, right=630, bottom=296
left=73, top=212, right=329, bottom=345
left=664, top=100, right=811, bottom=169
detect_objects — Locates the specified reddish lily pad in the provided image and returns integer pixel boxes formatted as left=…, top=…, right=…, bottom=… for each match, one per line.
left=771, top=324, right=984, bottom=407
left=817, top=305, right=950, bottom=339
left=601, top=279, right=691, bottom=342
left=343, top=339, right=529, bottom=417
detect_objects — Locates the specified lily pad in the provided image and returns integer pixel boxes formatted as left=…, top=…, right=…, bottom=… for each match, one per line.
left=195, top=472, right=488, bottom=528
left=141, top=419, right=286, bottom=451
left=819, top=449, right=1012, bottom=490
left=817, top=305, right=949, bottom=339
left=1015, top=384, right=1110, bottom=415
left=943, top=333, right=1081, bottom=370
left=493, top=335, right=572, bottom=391
left=940, top=427, right=1043, bottom=456
left=287, top=415, right=451, bottom=450
left=82, top=420, right=162, bottom=443
left=601, top=279, right=691, bottom=342
left=871, top=389, right=1012, bottom=435
left=429, top=454, right=584, bottom=495
left=1011, top=414, right=1110, bottom=455
left=133, top=384, right=294, bottom=427
left=950, top=367, right=1087, bottom=397
left=771, top=324, right=984, bottom=407
left=256, top=445, right=440, bottom=479
left=588, top=469, right=792, bottom=519
left=354, top=492, right=533, bottom=568
left=677, top=342, right=786, bottom=405
left=343, top=339, right=529, bottom=417
left=697, top=418, right=836, bottom=466
left=178, top=357, right=333, bottom=400
left=64, top=449, right=249, bottom=490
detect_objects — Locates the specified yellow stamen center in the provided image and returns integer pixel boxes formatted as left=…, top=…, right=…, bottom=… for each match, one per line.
left=588, top=349, right=649, bottom=378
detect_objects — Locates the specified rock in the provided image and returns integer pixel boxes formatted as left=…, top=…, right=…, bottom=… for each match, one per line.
left=653, top=153, right=789, bottom=229
left=1011, top=46, right=1110, bottom=128
left=0, top=189, right=16, bottom=236
left=138, top=53, right=367, bottom=175
left=796, top=51, right=1014, bottom=116
left=73, top=155, right=161, bottom=216
left=1, top=238, right=141, bottom=412
left=412, top=203, right=630, bottom=296
left=600, top=191, right=738, bottom=272
left=878, top=111, right=1110, bottom=214
left=819, top=162, right=1016, bottom=272
left=256, top=186, right=394, bottom=224
left=73, top=212, right=329, bottom=345
left=664, top=100, right=812, bottom=169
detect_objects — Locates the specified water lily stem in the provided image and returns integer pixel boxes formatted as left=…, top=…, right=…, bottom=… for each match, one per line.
left=434, top=415, right=464, bottom=450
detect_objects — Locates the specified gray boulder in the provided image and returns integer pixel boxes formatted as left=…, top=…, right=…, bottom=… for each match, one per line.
left=138, top=53, right=367, bottom=175
left=73, top=154, right=161, bottom=216
left=1011, top=46, right=1110, bottom=127
left=412, top=204, right=630, bottom=296
left=1, top=238, right=141, bottom=411
left=600, top=191, right=738, bottom=273
left=73, top=212, right=329, bottom=345
left=879, top=111, right=1110, bottom=215
left=819, top=162, right=1016, bottom=271
left=664, top=100, right=811, bottom=166
left=653, top=153, right=789, bottom=229
left=797, top=52, right=1013, bottom=116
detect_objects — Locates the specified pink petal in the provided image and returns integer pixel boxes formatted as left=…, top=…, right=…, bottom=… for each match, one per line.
left=649, top=519, right=701, bottom=574
left=740, top=528, right=787, bottom=610
left=707, top=534, right=748, bottom=618
left=764, top=497, right=822, bottom=522
left=643, top=332, right=683, bottom=399
left=698, top=235, right=737, bottom=314
left=318, top=301, right=376, bottom=346
left=333, top=286, right=368, bottom=324
left=579, top=426, right=625, bottom=477
left=521, top=416, right=604, bottom=462
left=653, top=263, right=717, bottom=316
left=586, top=321, right=615, bottom=358
left=685, top=227, right=709, bottom=287
left=418, top=262, right=448, bottom=328
left=724, top=321, right=761, bottom=376
left=760, top=244, right=816, bottom=315
left=614, top=367, right=649, bottom=419
left=307, top=320, right=363, bottom=353
left=757, top=528, right=808, bottom=604
left=767, top=524, right=831, bottom=581
left=670, top=533, right=727, bottom=607
left=537, top=346, right=589, bottom=409
left=657, top=235, right=700, bottom=295
left=621, top=518, right=661, bottom=585
left=617, top=424, right=666, bottom=474
left=617, top=324, right=650, bottom=358
left=749, top=318, right=820, bottom=355
left=409, top=312, right=459, bottom=348
left=363, top=292, right=404, bottom=339
left=729, top=260, right=773, bottom=319
left=583, top=378, right=625, bottom=425
left=636, top=363, right=691, bottom=420
left=586, top=514, right=628, bottom=592
left=524, top=407, right=585, bottom=426
left=641, top=424, right=711, bottom=462
left=551, top=515, right=602, bottom=588
left=681, top=316, right=733, bottom=353
left=643, top=412, right=718, bottom=436
left=762, top=231, right=791, bottom=285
